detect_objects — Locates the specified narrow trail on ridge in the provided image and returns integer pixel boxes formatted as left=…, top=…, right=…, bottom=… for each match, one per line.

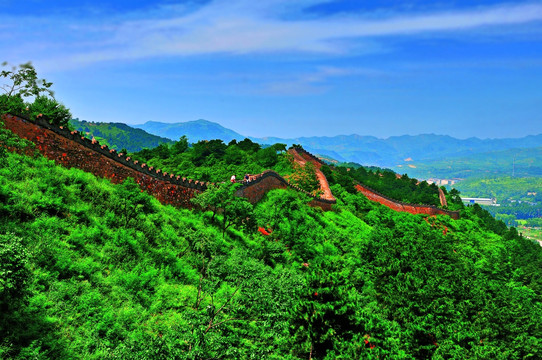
left=288, top=148, right=335, bottom=202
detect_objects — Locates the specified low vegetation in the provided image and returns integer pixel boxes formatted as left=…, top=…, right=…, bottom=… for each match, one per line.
left=1, top=116, right=541, bottom=359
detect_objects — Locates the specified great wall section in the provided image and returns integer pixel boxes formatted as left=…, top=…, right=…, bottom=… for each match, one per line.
left=1, top=114, right=335, bottom=211
left=293, top=147, right=460, bottom=219
left=1, top=113, right=458, bottom=218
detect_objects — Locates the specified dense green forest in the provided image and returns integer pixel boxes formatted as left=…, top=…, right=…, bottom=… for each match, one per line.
left=455, top=177, right=542, bottom=203
left=325, top=165, right=448, bottom=208
left=70, top=119, right=174, bottom=153
left=131, top=138, right=290, bottom=183
left=1, top=116, right=542, bottom=359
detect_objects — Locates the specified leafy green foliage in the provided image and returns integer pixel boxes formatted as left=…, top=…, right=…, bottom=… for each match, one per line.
left=191, top=182, right=253, bottom=237
left=132, top=137, right=292, bottom=183
left=332, top=165, right=443, bottom=206
left=28, top=96, right=71, bottom=127
left=1, top=62, right=53, bottom=99
left=1, top=118, right=541, bottom=359
left=288, top=161, right=320, bottom=195
left=452, top=176, right=542, bottom=224
left=0, top=233, right=30, bottom=310
left=0, top=93, right=26, bottom=115
left=1, top=62, right=72, bottom=127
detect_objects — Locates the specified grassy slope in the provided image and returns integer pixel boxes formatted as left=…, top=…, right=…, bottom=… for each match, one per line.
left=1, top=126, right=542, bottom=358
left=397, top=147, right=542, bottom=180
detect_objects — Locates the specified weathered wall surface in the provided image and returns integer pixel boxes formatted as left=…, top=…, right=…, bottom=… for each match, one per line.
left=2, top=114, right=454, bottom=217
left=355, top=184, right=460, bottom=219
left=1, top=114, right=336, bottom=211
left=235, top=171, right=288, bottom=203
left=288, top=148, right=335, bottom=202
left=235, top=170, right=336, bottom=210
left=295, top=148, right=324, bottom=169
left=295, top=148, right=458, bottom=218
left=2, top=114, right=206, bottom=208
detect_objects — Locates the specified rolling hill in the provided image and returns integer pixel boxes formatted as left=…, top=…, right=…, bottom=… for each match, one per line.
left=133, top=119, right=245, bottom=143
left=70, top=119, right=174, bottom=153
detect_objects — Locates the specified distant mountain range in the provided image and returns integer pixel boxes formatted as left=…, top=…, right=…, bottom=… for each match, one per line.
left=402, top=147, right=542, bottom=179
left=133, top=120, right=244, bottom=144
left=256, top=133, right=542, bottom=168
left=134, top=119, right=542, bottom=171
left=74, top=118, right=542, bottom=178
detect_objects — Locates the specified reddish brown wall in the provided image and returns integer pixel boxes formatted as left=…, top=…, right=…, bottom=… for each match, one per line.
left=355, top=184, right=459, bottom=219
left=295, top=148, right=458, bottom=218
left=235, top=171, right=288, bottom=203
left=2, top=114, right=206, bottom=209
left=235, top=170, right=336, bottom=210
left=1, top=114, right=336, bottom=211
left=4, top=114, right=452, bottom=217
left=295, top=148, right=324, bottom=169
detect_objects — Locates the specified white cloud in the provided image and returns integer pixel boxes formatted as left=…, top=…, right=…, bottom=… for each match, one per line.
left=4, top=1, right=542, bottom=69
left=262, top=66, right=392, bottom=95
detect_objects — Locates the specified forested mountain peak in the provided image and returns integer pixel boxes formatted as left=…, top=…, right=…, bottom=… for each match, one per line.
left=70, top=118, right=174, bottom=153
left=133, top=119, right=245, bottom=143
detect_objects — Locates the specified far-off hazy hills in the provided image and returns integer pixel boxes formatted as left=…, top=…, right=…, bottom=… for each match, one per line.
left=401, top=147, right=542, bottom=179
left=133, top=120, right=245, bottom=144
left=133, top=119, right=542, bottom=177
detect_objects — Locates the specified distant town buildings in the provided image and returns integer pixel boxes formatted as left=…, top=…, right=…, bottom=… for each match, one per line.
left=426, top=178, right=461, bottom=186
left=461, top=197, right=499, bottom=206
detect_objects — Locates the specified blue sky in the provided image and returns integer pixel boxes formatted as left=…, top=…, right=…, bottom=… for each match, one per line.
left=2, top=0, right=542, bottom=139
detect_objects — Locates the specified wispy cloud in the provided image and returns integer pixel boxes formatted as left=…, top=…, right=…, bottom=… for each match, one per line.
left=3, top=1, right=542, bottom=70
left=263, top=66, right=390, bottom=95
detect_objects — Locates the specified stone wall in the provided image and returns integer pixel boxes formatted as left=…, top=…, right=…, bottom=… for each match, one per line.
left=2, top=114, right=454, bottom=217
left=294, top=147, right=326, bottom=168
left=235, top=170, right=336, bottom=211
left=1, top=114, right=336, bottom=211
left=355, top=184, right=460, bottom=219
left=2, top=114, right=206, bottom=209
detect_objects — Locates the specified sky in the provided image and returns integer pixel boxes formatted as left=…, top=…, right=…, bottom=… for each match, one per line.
left=1, top=0, right=542, bottom=139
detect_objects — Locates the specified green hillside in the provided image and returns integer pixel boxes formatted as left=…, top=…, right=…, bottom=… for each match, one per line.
left=1, top=119, right=542, bottom=359
left=452, top=176, right=542, bottom=226
left=70, top=119, right=174, bottom=153
left=398, top=147, right=542, bottom=180
left=455, top=176, right=542, bottom=203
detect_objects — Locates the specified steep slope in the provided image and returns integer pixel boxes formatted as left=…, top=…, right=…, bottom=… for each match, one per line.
left=1, top=115, right=542, bottom=359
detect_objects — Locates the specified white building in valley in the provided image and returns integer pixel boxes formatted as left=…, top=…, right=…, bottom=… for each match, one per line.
left=461, top=197, right=499, bottom=206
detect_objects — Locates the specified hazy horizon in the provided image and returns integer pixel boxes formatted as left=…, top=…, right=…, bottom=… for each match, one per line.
left=105, top=118, right=542, bottom=141
left=3, top=0, right=542, bottom=139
